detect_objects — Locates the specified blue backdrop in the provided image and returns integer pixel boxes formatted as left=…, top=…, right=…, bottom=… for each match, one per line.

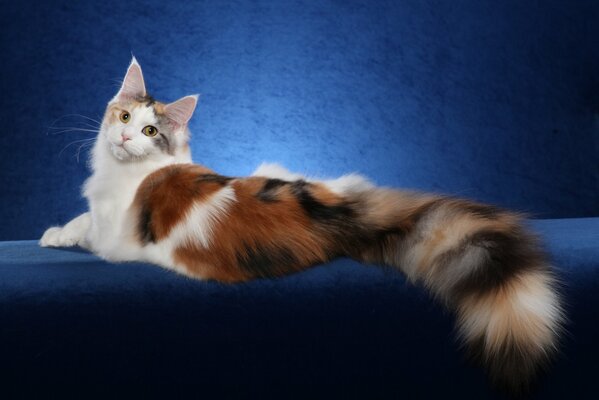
left=0, top=0, right=597, bottom=240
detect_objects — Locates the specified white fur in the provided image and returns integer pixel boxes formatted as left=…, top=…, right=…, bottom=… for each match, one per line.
left=40, top=58, right=194, bottom=272
left=104, top=104, right=164, bottom=161
left=323, top=173, right=374, bottom=195
left=252, top=162, right=373, bottom=196
left=39, top=58, right=235, bottom=277
left=43, top=127, right=192, bottom=264
left=457, top=270, right=563, bottom=354
left=252, top=162, right=306, bottom=181
left=40, top=212, right=91, bottom=248
left=168, top=186, right=237, bottom=248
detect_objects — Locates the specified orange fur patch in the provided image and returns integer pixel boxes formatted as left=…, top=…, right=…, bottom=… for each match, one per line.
left=131, top=164, right=222, bottom=242
left=172, top=177, right=338, bottom=281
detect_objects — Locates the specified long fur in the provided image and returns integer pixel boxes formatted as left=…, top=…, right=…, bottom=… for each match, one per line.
left=40, top=58, right=563, bottom=395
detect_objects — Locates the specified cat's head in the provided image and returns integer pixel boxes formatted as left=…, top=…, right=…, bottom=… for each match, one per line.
left=101, top=57, right=197, bottom=162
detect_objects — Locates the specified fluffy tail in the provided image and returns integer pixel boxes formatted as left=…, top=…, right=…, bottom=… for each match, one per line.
left=350, top=187, right=564, bottom=394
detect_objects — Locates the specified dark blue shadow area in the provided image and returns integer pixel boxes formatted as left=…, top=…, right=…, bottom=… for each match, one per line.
left=1, top=218, right=598, bottom=398
left=0, top=0, right=598, bottom=240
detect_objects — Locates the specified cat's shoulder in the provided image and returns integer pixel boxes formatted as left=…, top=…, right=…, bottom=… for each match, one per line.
left=148, top=163, right=216, bottom=179
left=135, top=163, right=231, bottom=200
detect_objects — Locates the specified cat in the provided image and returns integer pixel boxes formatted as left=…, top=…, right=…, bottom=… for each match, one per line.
left=40, top=57, right=563, bottom=395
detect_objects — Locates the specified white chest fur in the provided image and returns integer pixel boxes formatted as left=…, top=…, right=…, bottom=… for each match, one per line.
left=84, top=164, right=146, bottom=255
left=83, top=136, right=188, bottom=259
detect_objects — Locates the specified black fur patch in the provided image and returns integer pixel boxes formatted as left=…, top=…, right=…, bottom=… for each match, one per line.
left=451, top=229, right=545, bottom=297
left=257, top=179, right=288, bottom=202
left=465, top=333, right=549, bottom=396
left=154, top=133, right=171, bottom=154
left=236, top=243, right=298, bottom=278
left=290, top=180, right=354, bottom=220
left=138, top=202, right=155, bottom=244
left=137, top=94, right=156, bottom=106
left=195, top=174, right=233, bottom=185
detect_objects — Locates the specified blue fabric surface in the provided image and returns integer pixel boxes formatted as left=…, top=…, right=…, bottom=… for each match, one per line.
left=1, top=218, right=597, bottom=398
left=0, top=0, right=598, bottom=241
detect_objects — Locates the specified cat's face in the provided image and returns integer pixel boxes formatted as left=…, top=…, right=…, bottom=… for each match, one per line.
left=102, top=58, right=197, bottom=162
left=103, top=95, right=179, bottom=161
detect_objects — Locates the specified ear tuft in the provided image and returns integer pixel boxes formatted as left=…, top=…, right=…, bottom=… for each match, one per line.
left=164, top=95, right=199, bottom=126
left=113, top=56, right=146, bottom=102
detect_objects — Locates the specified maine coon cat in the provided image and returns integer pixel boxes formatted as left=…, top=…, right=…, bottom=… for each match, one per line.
left=40, top=58, right=563, bottom=394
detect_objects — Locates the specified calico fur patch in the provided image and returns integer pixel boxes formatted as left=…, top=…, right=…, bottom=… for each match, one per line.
left=133, top=167, right=564, bottom=394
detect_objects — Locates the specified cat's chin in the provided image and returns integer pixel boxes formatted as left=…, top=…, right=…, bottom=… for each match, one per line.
left=110, top=144, right=131, bottom=161
left=110, top=142, right=146, bottom=161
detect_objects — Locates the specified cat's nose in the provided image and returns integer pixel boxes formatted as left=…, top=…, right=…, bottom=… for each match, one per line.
left=121, top=133, right=131, bottom=142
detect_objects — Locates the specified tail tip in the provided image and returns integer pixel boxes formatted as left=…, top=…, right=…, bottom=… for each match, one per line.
left=458, top=269, right=564, bottom=396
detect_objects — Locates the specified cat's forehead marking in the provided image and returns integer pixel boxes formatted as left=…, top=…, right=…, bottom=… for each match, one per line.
left=153, top=102, right=166, bottom=114
left=106, top=95, right=174, bottom=135
left=132, top=95, right=171, bottom=115
left=131, top=96, right=169, bottom=123
left=131, top=103, right=158, bottom=124
left=107, top=99, right=156, bottom=121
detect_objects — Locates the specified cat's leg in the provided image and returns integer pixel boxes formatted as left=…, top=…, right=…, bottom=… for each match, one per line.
left=40, top=212, right=91, bottom=249
left=251, top=162, right=306, bottom=181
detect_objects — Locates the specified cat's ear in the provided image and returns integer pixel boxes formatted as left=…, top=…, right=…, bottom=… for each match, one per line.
left=113, top=57, right=146, bottom=102
left=164, top=95, right=198, bottom=126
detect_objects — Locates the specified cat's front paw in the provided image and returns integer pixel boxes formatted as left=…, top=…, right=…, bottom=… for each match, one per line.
left=40, top=226, right=78, bottom=247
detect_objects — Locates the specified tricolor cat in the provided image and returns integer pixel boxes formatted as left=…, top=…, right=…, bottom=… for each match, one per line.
left=40, top=57, right=563, bottom=395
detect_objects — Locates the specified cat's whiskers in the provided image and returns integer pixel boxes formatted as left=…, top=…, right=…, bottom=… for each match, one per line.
left=57, top=113, right=101, bottom=124
left=48, top=127, right=99, bottom=136
left=75, top=141, right=95, bottom=163
left=58, top=138, right=96, bottom=158
left=48, top=113, right=102, bottom=126
left=52, top=121, right=99, bottom=129
left=66, top=114, right=102, bottom=125
left=46, top=114, right=102, bottom=136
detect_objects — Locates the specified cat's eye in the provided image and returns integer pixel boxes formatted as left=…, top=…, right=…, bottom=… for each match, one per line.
left=142, top=125, right=158, bottom=137
left=119, top=111, right=130, bottom=123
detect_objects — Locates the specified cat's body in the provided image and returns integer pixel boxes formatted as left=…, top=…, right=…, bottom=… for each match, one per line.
left=40, top=58, right=563, bottom=395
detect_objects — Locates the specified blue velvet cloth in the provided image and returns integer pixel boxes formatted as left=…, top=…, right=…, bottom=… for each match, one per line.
left=1, top=218, right=598, bottom=398
left=0, top=0, right=598, bottom=241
